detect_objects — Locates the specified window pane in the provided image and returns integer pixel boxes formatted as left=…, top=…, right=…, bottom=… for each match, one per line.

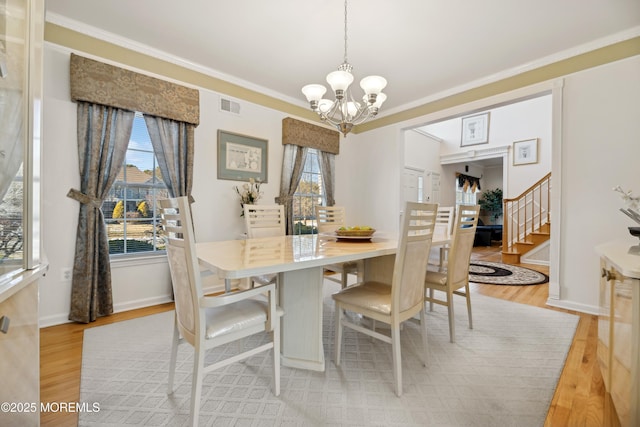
left=292, top=149, right=325, bottom=235
left=104, top=113, right=168, bottom=255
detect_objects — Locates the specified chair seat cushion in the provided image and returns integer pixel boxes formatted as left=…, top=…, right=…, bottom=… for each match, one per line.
left=425, top=270, right=448, bottom=286
left=204, top=299, right=281, bottom=339
left=332, top=281, right=391, bottom=315
left=251, top=274, right=277, bottom=286
left=325, top=261, right=358, bottom=274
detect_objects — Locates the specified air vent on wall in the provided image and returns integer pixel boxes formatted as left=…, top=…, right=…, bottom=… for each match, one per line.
left=220, top=97, right=241, bottom=115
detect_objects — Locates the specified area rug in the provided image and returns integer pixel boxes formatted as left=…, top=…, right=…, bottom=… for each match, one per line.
left=79, top=282, right=577, bottom=426
left=469, top=260, right=549, bottom=285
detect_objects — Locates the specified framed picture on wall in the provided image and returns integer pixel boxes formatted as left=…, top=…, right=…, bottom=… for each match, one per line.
left=217, top=130, right=268, bottom=182
left=460, top=112, right=490, bottom=147
left=513, top=138, right=538, bottom=165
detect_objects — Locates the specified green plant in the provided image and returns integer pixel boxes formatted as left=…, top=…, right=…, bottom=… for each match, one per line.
left=478, top=188, right=503, bottom=223
left=234, top=178, right=262, bottom=216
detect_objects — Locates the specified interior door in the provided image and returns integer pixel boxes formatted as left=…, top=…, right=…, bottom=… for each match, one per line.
left=403, top=167, right=424, bottom=204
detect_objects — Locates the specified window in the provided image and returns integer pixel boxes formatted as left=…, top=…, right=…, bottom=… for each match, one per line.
left=103, top=113, right=168, bottom=255
left=292, top=148, right=325, bottom=235
left=455, top=183, right=478, bottom=208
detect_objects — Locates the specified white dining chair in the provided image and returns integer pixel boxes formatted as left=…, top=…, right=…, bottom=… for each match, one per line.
left=424, top=204, right=480, bottom=343
left=332, top=202, right=438, bottom=396
left=160, top=197, right=281, bottom=426
left=315, top=205, right=362, bottom=288
left=431, top=205, right=455, bottom=271
left=244, top=204, right=285, bottom=288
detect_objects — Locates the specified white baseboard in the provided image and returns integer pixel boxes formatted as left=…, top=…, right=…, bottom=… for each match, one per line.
left=545, top=298, right=599, bottom=316
left=39, top=294, right=174, bottom=328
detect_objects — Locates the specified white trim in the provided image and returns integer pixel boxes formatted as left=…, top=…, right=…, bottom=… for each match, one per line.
left=38, top=294, right=174, bottom=327
left=545, top=299, right=598, bottom=316
left=440, top=145, right=510, bottom=164
left=412, top=128, right=444, bottom=142
left=548, top=79, right=565, bottom=301
left=110, top=253, right=168, bottom=268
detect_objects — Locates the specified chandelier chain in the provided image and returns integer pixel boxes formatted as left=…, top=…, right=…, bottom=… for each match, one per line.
left=343, top=0, right=348, bottom=64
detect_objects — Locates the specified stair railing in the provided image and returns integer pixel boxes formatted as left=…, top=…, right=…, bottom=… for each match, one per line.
left=503, top=173, right=551, bottom=251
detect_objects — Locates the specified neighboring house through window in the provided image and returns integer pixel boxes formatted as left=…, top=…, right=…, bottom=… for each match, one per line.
left=103, top=113, right=168, bottom=255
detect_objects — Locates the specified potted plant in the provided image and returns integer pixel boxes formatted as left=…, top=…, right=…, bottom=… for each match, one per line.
left=478, top=188, right=503, bottom=224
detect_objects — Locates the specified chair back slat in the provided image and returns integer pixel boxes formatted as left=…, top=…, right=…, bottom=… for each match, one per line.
left=393, top=202, right=438, bottom=313
left=244, top=204, right=286, bottom=238
left=160, top=197, right=202, bottom=344
left=448, top=205, right=480, bottom=286
left=434, top=206, right=455, bottom=239
left=315, top=206, right=348, bottom=234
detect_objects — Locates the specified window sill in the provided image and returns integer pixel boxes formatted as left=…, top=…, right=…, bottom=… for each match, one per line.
left=110, top=252, right=167, bottom=268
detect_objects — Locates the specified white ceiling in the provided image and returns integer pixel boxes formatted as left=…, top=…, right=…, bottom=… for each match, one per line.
left=46, top=0, right=640, bottom=117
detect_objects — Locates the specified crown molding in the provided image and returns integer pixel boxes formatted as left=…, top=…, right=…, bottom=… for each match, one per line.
left=440, top=146, right=510, bottom=165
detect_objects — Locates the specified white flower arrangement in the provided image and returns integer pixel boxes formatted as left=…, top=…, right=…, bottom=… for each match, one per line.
left=234, top=178, right=262, bottom=216
left=614, top=185, right=640, bottom=224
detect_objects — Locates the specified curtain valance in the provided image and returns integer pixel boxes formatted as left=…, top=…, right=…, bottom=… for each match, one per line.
left=69, top=54, right=200, bottom=126
left=282, top=117, right=339, bottom=155
left=456, top=173, right=482, bottom=193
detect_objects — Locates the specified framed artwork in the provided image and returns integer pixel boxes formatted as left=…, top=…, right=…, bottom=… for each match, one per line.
left=461, top=112, right=490, bottom=147
left=217, top=130, right=268, bottom=182
left=513, top=138, right=538, bottom=165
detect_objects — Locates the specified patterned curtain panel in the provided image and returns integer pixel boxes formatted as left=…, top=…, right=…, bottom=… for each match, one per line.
left=275, top=145, right=308, bottom=234
left=318, top=150, right=336, bottom=206
left=282, top=117, right=339, bottom=155
left=69, top=54, right=200, bottom=126
left=67, top=103, right=135, bottom=323
left=143, top=114, right=195, bottom=199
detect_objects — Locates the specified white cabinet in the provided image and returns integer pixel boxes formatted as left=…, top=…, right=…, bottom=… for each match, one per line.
left=0, top=279, right=40, bottom=426
left=597, top=240, right=640, bottom=427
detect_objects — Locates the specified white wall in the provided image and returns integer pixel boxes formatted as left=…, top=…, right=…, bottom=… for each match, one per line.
left=556, top=56, right=640, bottom=311
left=404, top=130, right=441, bottom=174
left=40, top=45, right=291, bottom=326
left=335, top=126, right=402, bottom=237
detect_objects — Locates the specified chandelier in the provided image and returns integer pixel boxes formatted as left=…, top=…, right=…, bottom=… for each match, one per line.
left=301, top=0, right=387, bottom=136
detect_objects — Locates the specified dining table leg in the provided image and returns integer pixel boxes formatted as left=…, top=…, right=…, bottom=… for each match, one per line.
left=278, top=266, right=325, bottom=371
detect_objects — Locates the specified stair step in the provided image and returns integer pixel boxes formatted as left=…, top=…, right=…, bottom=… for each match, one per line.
left=501, top=251, right=521, bottom=264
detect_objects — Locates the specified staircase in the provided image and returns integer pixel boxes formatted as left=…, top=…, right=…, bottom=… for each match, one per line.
left=501, top=173, right=551, bottom=264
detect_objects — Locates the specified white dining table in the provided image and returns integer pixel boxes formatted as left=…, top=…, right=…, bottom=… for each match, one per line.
left=195, top=233, right=450, bottom=371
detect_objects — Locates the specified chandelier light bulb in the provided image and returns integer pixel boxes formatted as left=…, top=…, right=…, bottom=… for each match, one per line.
left=360, top=75, right=387, bottom=96
left=326, top=70, right=354, bottom=96
left=318, top=99, right=334, bottom=113
left=370, top=92, right=386, bottom=108
left=301, top=84, right=327, bottom=102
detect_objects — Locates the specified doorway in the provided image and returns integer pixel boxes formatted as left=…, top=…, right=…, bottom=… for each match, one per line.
left=400, top=81, right=562, bottom=302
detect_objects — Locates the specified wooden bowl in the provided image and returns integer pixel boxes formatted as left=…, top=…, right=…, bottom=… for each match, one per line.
left=335, top=228, right=376, bottom=237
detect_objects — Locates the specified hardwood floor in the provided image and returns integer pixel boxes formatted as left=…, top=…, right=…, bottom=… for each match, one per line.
left=40, top=245, right=618, bottom=426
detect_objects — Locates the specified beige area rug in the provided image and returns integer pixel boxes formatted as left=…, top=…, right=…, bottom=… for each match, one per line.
left=79, top=282, right=578, bottom=427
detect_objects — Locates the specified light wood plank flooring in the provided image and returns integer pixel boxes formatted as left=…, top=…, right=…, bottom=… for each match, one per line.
left=40, top=245, right=618, bottom=426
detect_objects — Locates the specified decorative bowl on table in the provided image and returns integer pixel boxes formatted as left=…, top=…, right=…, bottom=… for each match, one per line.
left=335, top=227, right=376, bottom=239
